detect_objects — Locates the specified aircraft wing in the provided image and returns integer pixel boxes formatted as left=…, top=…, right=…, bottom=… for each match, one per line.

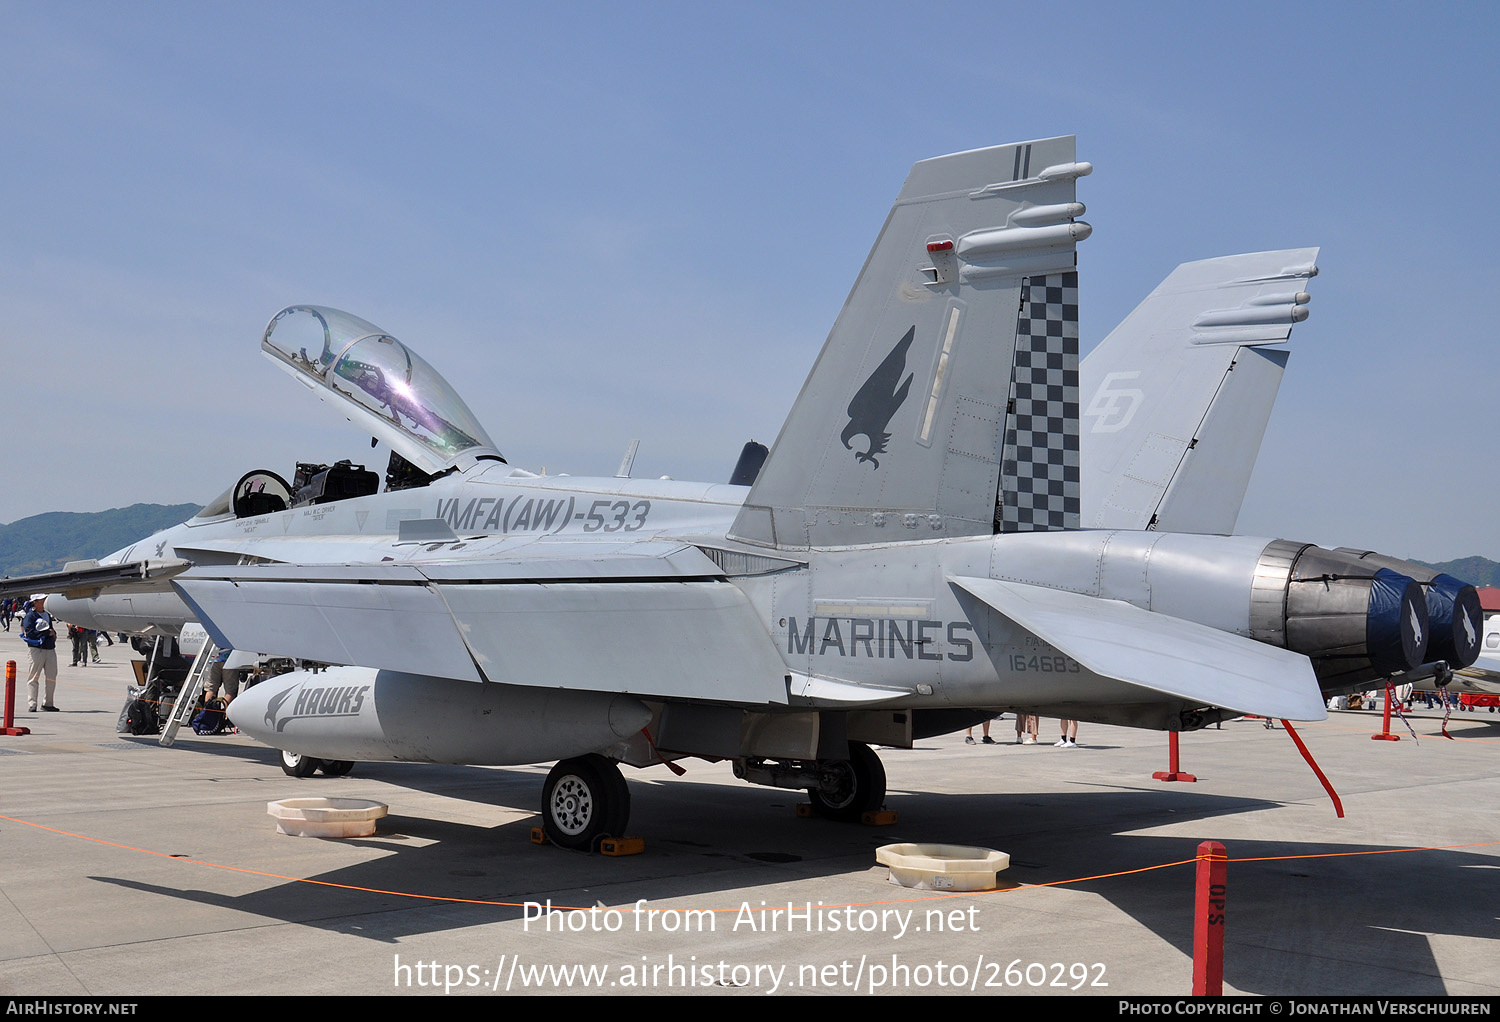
left=1080, top=249, right=1319, bottom=535
left=172, top=541, right=792, bottom=706
left=949, top=575, right=1327, bottom=721
left=0, top=558, right=193, bottom=600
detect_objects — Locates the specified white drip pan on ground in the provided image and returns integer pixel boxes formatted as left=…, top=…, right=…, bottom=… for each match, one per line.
left=876, top=843, right=1009, bottom=891
left=268, top=798, right=388, bottom=838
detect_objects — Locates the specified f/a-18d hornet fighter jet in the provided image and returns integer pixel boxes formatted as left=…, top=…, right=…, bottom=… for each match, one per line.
left=9, top=137, right=1480, bottom=849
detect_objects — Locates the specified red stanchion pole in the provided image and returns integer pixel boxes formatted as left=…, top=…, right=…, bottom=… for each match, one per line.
left=1192, top=840, right=1226, bottom=996
left=3, top=660, right=30, bottom=737
left=1371, top=682, right=1400, bottom=741
left=1153, top=731, right=1196, bottom=782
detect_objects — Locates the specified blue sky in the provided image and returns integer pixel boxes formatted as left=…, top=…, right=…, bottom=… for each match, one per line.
left=2, top=2, right=1495, bottom=561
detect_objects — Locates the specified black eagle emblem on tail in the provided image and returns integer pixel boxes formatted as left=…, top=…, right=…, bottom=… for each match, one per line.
left=841, top=326, right=915, bottom=469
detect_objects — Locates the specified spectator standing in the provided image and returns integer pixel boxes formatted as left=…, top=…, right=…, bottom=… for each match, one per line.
left=21, top=595, right=59, bottom=712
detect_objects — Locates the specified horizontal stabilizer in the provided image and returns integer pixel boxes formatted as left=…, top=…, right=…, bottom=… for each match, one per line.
left=174, top=548, right=790, bottom=706
left=949, top=575, right=1327, bottom=721
left=0, top=558, right=192, bottom=600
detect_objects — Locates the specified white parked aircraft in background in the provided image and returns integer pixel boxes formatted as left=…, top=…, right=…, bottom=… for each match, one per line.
left=3, top=137, right=1480, bottom=849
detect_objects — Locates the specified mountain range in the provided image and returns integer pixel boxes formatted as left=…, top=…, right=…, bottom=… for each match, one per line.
left=0, top=504, right=201, bottom=577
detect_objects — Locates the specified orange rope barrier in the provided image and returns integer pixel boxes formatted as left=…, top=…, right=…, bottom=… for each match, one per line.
left=4, top=812, right=1495, bottom=916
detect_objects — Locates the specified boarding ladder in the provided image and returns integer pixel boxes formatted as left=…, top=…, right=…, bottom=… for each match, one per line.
left=159, top=641, right=217, bottom=747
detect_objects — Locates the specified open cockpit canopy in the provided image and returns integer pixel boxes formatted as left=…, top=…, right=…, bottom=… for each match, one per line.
left=260, top=305, right=503, bottom=475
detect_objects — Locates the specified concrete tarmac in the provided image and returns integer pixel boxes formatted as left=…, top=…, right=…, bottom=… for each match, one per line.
left=1, top=626, right=1497, bottom=997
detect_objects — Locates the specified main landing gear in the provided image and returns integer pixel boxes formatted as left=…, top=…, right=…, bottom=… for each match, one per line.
left=541, top=754, right=630, bottom=850
left=808, top=742, right=887, bottom=821
left=536, top=743, right=888, bottom=850
left=279, top=749, right=355, bottom=777
left=735, top=740, right=888, bottom=821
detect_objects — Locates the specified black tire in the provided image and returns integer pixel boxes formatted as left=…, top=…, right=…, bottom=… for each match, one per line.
left=809, top=741, right=886, bottom=821
left=320, top=760, right=355, bottom=776
left=541, top=754, right=630, bottom=850
left=280, top=749, right=321, bottom=778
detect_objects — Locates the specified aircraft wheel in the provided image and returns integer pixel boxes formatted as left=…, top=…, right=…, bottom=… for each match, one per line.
left=320, top=760, right=355, bottom=776
left=542, top=754, right=630, bottom=850
left=809, top=741, right=886, bottom=821
left=280, top=749, right=321, bottom=778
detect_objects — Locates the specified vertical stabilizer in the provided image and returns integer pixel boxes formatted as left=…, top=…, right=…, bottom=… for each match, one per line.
left=730, top=138, right=1091, bottom=550
left=1080, top=249, right=1319, bottom=534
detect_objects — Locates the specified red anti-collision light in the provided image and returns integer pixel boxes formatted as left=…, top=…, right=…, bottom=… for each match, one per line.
left=926, top=240, right=953, bottom=252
